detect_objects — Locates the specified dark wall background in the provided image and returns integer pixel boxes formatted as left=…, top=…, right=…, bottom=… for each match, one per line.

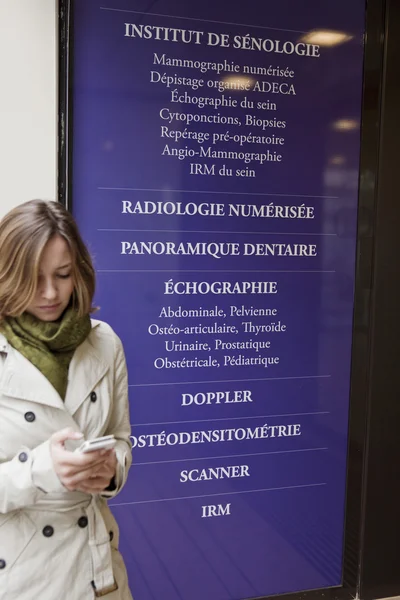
left=359, top=0, right=400, bottom=597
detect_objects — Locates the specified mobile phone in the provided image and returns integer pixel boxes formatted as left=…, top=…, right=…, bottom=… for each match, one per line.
left=75, top=435, right=116, bottom=454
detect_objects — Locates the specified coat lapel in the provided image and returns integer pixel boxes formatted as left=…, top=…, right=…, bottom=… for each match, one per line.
left=64, top=327, right=109, bottom=416
left=0, top=343, right=65, bottom=409
left=0, top=325, right=109, bottom=416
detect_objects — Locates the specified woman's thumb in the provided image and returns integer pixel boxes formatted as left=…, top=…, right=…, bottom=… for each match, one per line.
left=51, top=428, right=84, bottom=447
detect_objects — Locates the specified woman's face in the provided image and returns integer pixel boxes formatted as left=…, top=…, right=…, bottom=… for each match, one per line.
left=26, top=235, right=75, bottom=322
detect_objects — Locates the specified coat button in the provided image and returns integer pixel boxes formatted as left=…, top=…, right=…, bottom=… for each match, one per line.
left=78, top=516, right=88, bottom=528
left=24, top=411, right=36, bottom=423
left=109, top=530, right=114, bottom=542
left=18, top=452, right=28, bottom=463
left=42, top=525, right=54, bottom=537
left=0, top=559, right=6, bottom=569
left=90, top=392, right=97, bottom=403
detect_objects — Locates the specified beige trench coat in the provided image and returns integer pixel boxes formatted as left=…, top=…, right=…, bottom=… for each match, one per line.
left=0, top=320, right=133, bottom=600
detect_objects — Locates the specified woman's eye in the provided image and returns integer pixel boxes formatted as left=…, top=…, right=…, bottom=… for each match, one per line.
left=57, top=273, right=71, bottom=279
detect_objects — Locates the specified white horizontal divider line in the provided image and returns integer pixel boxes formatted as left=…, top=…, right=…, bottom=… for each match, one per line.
left=98, top=187, right=338, bottom=200
left=128, top=374, right=331, bottom=387
left=110, top=482, right=327, bottom=507
left=131, top=411, right=330, bottom=427
left=99, top=7, right=309, bottom=35
left=131, top=447, right=329, bottom=466
left=98, top=228, right=337, bottom=237
left=99, top=269, right=336, bottom=273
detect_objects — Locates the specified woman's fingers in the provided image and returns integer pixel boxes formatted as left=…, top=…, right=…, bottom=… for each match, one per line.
left=50, top=428, right=116, bottom=489
left=60, top=453, right=117, bottom=490
left=50, top=428, right=84, bottom=450
left=76, top=476, right=112, bottom=494
left=74, top=454, right=117, bottom=493
left=58, top=448, right=112, bottom=469
left=60, top=462, right=110, bottom=489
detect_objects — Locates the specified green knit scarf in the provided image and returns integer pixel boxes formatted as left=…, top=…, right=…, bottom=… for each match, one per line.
left=0, top=308, right=91, bottom=400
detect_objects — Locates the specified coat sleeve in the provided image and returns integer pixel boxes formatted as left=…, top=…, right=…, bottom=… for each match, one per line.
left=0, top=440, right=66, bottom=513
left=101, top=332, right=132, bottom=499
left=0, top=348, right=66, bottom=513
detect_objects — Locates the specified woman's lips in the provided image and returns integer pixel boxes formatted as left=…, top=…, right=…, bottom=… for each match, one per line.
left=38, top=304, right=61, bottom=311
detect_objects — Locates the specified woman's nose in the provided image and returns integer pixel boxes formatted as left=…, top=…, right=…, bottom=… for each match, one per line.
left=41, top=279, right=58, bottom=300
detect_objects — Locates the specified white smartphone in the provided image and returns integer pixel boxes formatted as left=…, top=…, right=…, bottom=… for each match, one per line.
left=75, top=435, right=116, bottom=454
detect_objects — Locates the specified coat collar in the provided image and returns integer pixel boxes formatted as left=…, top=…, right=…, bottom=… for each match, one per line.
left=0, top=322, right=109, bottom=415
left=64, top=330, right=109, bottom=415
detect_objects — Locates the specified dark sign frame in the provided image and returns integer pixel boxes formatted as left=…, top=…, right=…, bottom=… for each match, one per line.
left=58, top=0, right=389, bottom=598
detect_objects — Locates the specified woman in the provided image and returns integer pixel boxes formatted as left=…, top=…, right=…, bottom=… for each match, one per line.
left=0, top=200, right=133, bottom=600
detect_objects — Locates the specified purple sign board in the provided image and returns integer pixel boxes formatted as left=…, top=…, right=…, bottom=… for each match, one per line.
left=70, top=1, right=366, bottom=598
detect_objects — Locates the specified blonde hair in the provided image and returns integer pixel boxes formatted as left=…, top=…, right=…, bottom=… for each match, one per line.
left=0, top=200, right=96, bottom=320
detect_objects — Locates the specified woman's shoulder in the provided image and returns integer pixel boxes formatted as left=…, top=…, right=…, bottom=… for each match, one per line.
left=90, top=318, right=115, bottom=336
left=89, top=319, right=124, bottom=353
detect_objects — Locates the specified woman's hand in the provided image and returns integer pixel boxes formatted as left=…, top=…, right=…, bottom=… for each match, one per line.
left=50, top=428, right=115, bottom=492
left=76, top=451, right=118, bottom=494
